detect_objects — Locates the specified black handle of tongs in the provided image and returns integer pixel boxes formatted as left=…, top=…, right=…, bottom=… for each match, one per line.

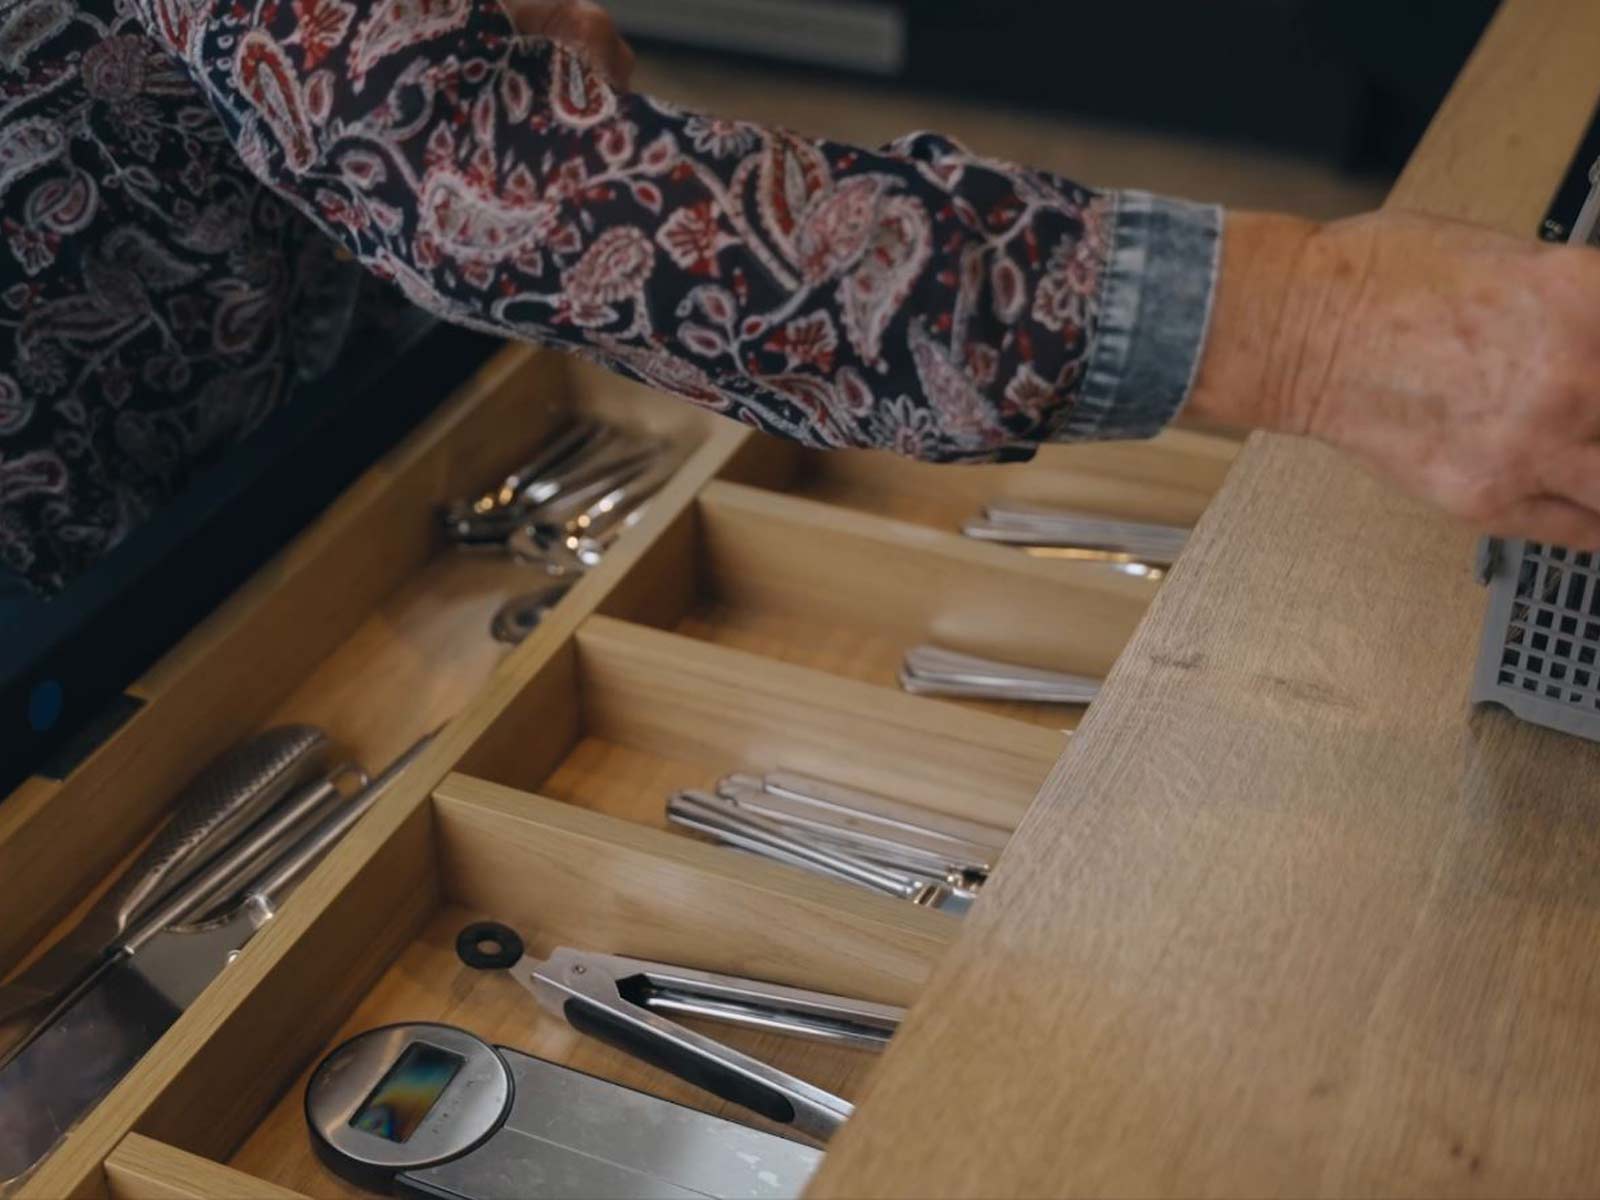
left=560, top=995, right=809, bottom=1129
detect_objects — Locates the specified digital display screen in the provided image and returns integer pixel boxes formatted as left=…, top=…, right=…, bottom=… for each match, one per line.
left=350, top=1041, right=463, bottom=1144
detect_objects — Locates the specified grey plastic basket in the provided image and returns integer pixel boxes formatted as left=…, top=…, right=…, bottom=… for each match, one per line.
left=1472, top=538, right=1600, bottom=742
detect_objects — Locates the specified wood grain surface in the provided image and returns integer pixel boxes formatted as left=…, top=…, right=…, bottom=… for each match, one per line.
left=105, top=1135, right=308, bottom=1200
left=809, top=3, right=1600, bottom=1197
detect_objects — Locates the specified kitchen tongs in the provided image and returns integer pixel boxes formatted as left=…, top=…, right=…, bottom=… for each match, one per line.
left=460, top=930, right=905, bottom=1143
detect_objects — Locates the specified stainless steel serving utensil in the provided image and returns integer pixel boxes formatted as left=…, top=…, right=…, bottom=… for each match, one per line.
left=516, top=438, right=664, bottom=526
left=961, top=529, right=1170, bottom=579
left=0, top=726, right=332, bottom=1034
left=456, top=926, right=905, bottom=1144
left=141, top=731, right=435, bottom=1007
left=0, top=777, right=344, bottom=1184
left=0, top=769, right=347, bottom=1070
left=899, top=644, right=1102, bottom=705
left=0, top=732, right=436, bottom=1187
left=530, top=947, right=903, bottom=1142
left=443, top=426, right=662, bottom=549
left=441, top=419, right=611, bottom=545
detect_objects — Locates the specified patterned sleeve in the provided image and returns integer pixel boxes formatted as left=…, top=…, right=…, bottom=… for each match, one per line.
left=135, top=0, right=1221, bottom=462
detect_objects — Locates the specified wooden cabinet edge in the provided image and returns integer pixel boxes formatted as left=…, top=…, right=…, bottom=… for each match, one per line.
left=105, top=1135, right=309, bottom=1200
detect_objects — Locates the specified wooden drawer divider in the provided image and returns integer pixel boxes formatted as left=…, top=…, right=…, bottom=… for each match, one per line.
left=0, top=346, right=1235, bottom=1198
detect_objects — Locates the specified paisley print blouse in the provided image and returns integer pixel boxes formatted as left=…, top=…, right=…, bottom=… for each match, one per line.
left=0, top=0, right=1220, bottom=595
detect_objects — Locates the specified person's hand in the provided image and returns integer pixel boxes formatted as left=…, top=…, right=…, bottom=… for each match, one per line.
left=1190, top=209, right=1600, bottom=548
left=507, top=0, right=635, bottom=88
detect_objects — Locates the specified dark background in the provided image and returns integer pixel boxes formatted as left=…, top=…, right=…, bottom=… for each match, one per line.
left=619, top=0, right=1504, bottom=173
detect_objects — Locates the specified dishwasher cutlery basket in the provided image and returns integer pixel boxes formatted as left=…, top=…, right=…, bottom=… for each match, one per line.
left=1473, top=537, right=1600, bottom=742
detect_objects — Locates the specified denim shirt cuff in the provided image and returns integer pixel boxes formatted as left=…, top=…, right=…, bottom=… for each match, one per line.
left=1056, top=191, right=1222, bottom=442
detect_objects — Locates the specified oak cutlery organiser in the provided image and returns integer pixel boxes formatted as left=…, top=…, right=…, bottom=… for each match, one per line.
left=0, top=345, right=1238, bottom=1199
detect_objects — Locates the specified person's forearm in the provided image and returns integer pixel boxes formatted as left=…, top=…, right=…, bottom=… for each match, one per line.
left=130, top=0, right=1225, bottom=465
left=1184, top=211, right=1320, bottom=436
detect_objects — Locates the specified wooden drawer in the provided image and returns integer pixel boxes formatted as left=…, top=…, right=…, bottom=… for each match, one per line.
left=0, top=345, right=1238, bottom=1198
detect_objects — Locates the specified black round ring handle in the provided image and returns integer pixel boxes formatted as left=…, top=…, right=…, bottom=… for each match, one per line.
left=456, top=920, right=525, bottom=970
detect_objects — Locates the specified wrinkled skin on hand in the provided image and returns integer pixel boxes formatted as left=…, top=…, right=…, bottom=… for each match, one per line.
left=1191, top=210, right=1600, bottom=548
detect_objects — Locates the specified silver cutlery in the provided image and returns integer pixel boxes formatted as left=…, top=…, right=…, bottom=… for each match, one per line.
left=179, top=762, right=369, bottom=925
left=0, top=732, right=435, bottom=1186
left=0, top=726, right=335, bottom=1036
left=899, top=644, right=1102, bottom=705
left=963, top=502, right=1188, bottom=577
left=667, top=791, right=973, bottom=914
left=440, top=419, right=611, bottom=546
left=715, top=776, right=993, bottom=890
left=756, top=770, right=1009, bottom=853
left=445, top=430, right=664, bottom=550
left=508, top=452, right=676, bottom=576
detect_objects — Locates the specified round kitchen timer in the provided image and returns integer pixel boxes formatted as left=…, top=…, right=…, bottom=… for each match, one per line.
left=304, top=1023, right=514, bottom=1194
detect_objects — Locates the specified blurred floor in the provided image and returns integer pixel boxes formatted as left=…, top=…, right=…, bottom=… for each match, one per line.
left=635, top=55, right=1390, bottom=220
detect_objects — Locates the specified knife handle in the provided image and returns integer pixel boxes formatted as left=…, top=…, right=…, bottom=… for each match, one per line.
left=98, top=725, right=331, bottom=936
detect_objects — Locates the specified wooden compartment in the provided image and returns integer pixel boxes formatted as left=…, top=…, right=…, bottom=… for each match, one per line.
left=90, top=776, right=954, bottom=1199
left=597, top=478, right=1161, bottom=730
left=460, top=614, right=1064, bottom=843
left=0, top=352, right=731, bottom=982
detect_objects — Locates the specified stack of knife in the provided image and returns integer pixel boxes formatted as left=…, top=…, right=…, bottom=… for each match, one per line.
left=667, top=771, right=1008, bottom=916
left=0, top=727, right=435, bottom=1186
left=963, top=502, right=1189, bottom=579
left=899, top=644, right=1101, bottom=706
